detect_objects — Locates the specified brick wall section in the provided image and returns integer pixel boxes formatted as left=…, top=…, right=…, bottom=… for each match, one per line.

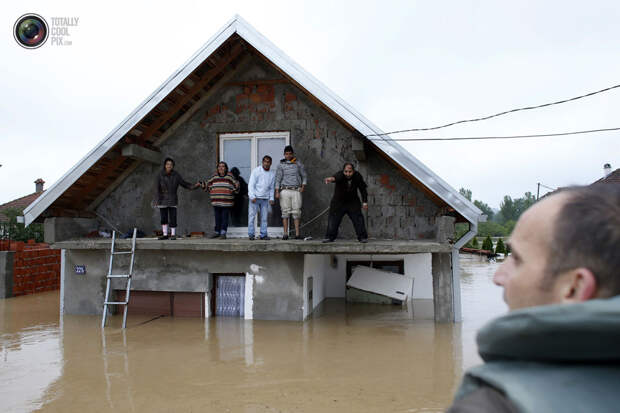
left=0, top=239, right=61, bottom=296
left=365, top=150, right=441, bottom=240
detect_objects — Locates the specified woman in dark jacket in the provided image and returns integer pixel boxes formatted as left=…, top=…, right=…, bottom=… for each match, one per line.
left=155, top=157, right=200, bottom=240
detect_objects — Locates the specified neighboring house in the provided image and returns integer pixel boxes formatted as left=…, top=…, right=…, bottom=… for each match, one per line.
left=542, top=163, right=617, bottom=200
left=23, top=16, right=482, bottom=323
left=0, top=179, right=45, bottom=223
left=593, top=163, right=619, bottom=185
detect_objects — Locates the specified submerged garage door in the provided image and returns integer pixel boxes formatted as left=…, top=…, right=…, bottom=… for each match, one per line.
left=114, top=290, right=204, bottom=317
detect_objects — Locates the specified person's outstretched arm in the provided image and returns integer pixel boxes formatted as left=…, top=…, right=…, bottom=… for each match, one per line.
left=178, top=172, right=195, bottom=190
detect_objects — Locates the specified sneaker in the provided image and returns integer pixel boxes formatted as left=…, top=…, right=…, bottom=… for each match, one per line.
left=295, top=235, right=303, bottom=240
left=158, top=235, right=169, bottom=240
left=282, top=234, right=289, bottom=240
left=170, top=236, right=177, bottom=240
left=219, top=234, right=227, bottom=240
left=359, top=238, right=368, bottom=243
left=322, top=238, right=334, bottom=243
left=209, top=233, right=220, bottom=239
left=260, top=236, right=271, bottom=240
left=249, top=235, right=255, bottom=240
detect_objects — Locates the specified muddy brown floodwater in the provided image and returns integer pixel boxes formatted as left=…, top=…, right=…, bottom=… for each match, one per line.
left=0, top=255, right=506, bottom=413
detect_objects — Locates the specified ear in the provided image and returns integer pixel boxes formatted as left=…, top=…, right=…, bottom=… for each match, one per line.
left=560, top=268, right=597, bottom=303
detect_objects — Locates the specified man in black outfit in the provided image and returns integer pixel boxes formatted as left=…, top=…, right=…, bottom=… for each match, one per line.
left=322, top=163, right=369, bottom=243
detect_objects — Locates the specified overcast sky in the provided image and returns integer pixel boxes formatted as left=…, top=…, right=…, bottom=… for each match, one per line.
left=1, top=1, right=619, bottom=209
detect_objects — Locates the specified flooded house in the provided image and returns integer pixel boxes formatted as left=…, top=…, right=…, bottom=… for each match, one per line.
left=23, top=16, right=483, bottom=323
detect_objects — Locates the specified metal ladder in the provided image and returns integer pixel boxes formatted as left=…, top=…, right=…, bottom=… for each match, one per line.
left=102, top=228, right=137, bottom=329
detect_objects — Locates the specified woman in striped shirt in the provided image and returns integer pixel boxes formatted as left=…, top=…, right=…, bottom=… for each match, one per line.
left=203, top=161, right=239, bottom=239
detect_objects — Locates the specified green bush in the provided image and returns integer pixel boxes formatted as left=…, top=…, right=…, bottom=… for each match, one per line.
left=1, top=208, right=44, bottom=243
left=495, top=238, right=506, bottom=254
left=481, top=236, right=493, bottom=252
left=471, top=236, right=479, bottom=248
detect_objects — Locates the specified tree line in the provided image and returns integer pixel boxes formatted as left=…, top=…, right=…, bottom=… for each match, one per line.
left=456, top=188, right=537, bottom=239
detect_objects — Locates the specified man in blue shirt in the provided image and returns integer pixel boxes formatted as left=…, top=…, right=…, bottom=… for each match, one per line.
left=248, top=155, right=276, bottom=240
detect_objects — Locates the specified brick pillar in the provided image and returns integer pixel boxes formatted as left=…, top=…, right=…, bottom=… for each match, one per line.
left=0, top=251, right=15, bottom=298
left=432, top=252, right=454, bottom=322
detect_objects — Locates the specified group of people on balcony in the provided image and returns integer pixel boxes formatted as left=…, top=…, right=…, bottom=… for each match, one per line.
left=155, top=145, right=368, bottom=242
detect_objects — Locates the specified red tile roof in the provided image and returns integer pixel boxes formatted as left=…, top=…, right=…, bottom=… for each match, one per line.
left=594, top=168, right=620, bottom=185
left=0, top=191, right=44, bottom=222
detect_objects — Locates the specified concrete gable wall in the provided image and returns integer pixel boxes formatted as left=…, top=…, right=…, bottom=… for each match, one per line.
left=96, top=55, right=442, bottom=239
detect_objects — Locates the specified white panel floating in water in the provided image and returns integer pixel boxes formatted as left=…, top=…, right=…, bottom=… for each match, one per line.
left=346, top=265, right=412, bottom=301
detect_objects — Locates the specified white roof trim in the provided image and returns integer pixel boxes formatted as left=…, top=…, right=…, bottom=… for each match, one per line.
left=25, top=14, right=482, bottom=226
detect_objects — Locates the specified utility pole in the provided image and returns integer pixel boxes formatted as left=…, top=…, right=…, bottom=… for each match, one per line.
left=537, top=183, right=540, bottom=200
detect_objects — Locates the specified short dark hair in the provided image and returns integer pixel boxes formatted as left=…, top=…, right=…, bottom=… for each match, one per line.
left=230, top=167, right=240, bottom=179
left=547, top=185, right=620, bottom=297
left=263, top=155, right=272, bottom=162
left=163, top=157, right=175, bottom=168
left=283, top=145, right=294, bottom=154
left=343, top=162, right=355, bottom=171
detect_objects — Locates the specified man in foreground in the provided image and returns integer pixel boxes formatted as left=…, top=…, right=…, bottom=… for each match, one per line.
left=447, top=185, right=620, bottom=413
left=248, top=155, right=276, bottom=240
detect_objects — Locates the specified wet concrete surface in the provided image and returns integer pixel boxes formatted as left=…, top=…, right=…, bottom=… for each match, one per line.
left=0, top=255, right=506, bottom=412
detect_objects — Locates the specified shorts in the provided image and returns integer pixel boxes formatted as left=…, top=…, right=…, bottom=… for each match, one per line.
left=279, top=189, right=302, bottom=219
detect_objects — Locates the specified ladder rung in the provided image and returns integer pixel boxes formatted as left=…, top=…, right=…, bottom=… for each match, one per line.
left=113, top=251, right=133, bottom=255
left=104, top=301, right=129, bottom=305
left=107, top=274, right=130, bottom=278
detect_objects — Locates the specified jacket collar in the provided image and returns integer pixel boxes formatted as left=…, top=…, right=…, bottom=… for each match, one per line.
left=477, top=295, right=620, bottom=363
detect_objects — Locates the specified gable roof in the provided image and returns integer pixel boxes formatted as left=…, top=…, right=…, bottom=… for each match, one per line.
left=1, top=191, right=44, bottom=223
left=24, top=15, right=482, bottom=227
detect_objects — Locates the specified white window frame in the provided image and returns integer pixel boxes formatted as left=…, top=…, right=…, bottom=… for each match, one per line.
left=219, top=131, right=290, bottom=170
left=219, top=131, right=290, bottom=237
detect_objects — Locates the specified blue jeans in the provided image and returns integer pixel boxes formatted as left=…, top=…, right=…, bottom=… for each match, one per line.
left=248, top=199, right=269, bottom=237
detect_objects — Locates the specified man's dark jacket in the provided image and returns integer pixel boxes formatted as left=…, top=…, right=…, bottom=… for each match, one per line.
left=155, top=170, right=193, bottom=207
left=447, top=296, right=620, bottom=413
left=330, top=171, right=368, bottom=210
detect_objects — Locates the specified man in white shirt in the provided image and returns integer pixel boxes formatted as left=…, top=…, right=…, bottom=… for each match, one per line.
left=248, top=155, right=276, bottom=240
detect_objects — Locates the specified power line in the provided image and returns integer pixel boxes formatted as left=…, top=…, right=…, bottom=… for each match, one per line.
left=367, top=126, right=620, bottom=142
left=366, top=83, right=620, bottom=137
